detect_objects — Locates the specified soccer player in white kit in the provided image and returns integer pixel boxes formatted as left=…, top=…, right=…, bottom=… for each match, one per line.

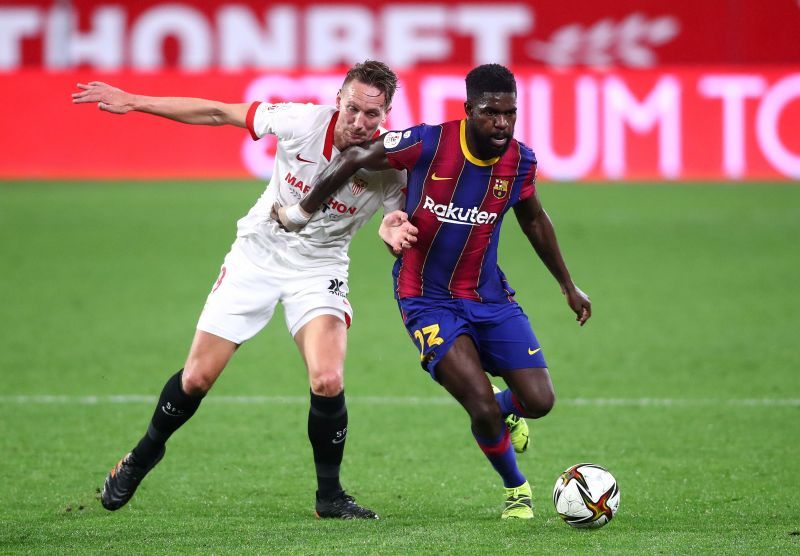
left=72, top=61, right=416, bottom=519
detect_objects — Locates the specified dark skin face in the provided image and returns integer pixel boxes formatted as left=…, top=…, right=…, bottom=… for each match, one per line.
left=464, top=92, right=517, bottom=160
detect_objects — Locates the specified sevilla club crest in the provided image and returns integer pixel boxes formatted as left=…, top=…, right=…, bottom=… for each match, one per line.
left=351, top=177, right=367, bottom=197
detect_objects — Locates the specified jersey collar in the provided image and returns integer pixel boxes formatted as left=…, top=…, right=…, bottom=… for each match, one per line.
left=460, top=119, right=500, bottom=167
left=323, top=111, right=339, bottom=161
left=324, top=111, right=383, bottom=161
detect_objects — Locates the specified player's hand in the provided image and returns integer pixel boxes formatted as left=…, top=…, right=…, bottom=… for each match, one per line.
left=71, top=81, right=134, bottom=114
left=271, top=202, right=311, bottom=232
left=379, top=211, right=418, bottom=254
left=562, top=284, right=591, bottom=326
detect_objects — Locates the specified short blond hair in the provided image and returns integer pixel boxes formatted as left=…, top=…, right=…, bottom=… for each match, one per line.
left=343, top=60, right=398, bottom=107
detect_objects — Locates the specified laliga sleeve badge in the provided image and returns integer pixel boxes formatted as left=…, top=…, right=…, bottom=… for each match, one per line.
left=383, top=132, right=402, bottom=149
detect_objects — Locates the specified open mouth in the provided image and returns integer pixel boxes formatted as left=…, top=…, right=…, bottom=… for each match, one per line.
left=490, top=136, right=508, bottom=148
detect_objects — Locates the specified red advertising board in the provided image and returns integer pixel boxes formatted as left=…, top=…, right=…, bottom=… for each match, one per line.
left=3, top=0, right=800, bottom=70
left=2, top=67, right=798, bottom=181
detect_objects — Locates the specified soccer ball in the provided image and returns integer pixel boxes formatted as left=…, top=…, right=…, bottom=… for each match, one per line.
left=553, top=463, right=620, bottom=528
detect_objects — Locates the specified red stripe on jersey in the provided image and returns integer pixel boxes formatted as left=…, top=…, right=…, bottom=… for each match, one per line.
left=387, top=141, right=423, bottom=172
left=397, top=123, right=461, bottom=298
left=322, top=111, right=339, bottom=161
left=448, top=142, right=521, bottom=299
left=246, top=101, right=261, bottom=141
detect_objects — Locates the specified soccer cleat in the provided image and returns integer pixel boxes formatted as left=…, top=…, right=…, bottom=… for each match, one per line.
left=492, top=385, right=530, bottom=453
left=100, top=447, right=165, bottom=511
left=315, top=491, right=379, bottom=519
left=501, top=481, right=533, bottom=520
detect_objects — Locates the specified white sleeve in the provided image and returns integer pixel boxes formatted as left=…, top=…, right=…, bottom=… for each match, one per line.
left=381, top=170, right=407, bottom=214
left=246, top=102, right=319, bottom=141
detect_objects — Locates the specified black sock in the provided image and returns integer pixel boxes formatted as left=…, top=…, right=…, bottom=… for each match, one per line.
left=132, top=369, right=204, bottom=465
left=308, top=389, right=347, bottom=499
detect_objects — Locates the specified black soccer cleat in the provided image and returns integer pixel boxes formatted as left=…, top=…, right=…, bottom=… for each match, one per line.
left=100, top=447, right=165, bottom=511
left=315, top=490, right=379, bottom=519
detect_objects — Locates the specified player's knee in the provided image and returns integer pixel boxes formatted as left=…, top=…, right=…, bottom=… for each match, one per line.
left=309, top=368, right=344, bottom=397
left=181, top=367, right=215, bottom=396
left=525, top=389, right=555, bottom=418
left=470, top=397, right=503, bottom=433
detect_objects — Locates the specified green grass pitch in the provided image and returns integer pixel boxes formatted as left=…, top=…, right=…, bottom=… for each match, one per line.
left=0, top=181, right=798, bottom=554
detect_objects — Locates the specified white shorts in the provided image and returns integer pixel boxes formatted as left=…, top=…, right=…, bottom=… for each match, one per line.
left=196, top=237, right=352, bottom=344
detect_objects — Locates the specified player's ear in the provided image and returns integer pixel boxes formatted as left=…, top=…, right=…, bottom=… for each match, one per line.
left=464, top=101, right=473, bottom=117
left=381, top=105, right=392, bottom=123
left=336, top=90, right=342, bottom=110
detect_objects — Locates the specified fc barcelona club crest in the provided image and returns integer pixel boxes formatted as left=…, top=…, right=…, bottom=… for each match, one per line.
left=492, top=178, right=509, bottom=199
left=351, top=177, right=367, bottom=197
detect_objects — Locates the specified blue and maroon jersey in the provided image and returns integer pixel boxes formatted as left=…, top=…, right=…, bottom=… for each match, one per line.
left=384, top=119, right=537, bottom=302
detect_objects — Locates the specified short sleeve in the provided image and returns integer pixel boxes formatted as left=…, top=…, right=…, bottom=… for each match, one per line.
left=516, top=145, right=538, bottom=202
left=519, top=162, right=537, bottom=201
left=383, top=125, right=426, bottom=171
left=247, top=102, right=320, bottom=142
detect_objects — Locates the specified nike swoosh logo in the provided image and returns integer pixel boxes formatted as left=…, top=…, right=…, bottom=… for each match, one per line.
left=296, top=153, right=315, bottom=163
left=431, top=173, right=452, bottom=181
left=528, top=348, right=541, bottom=355
left=332, top=435, right=347, bottom=444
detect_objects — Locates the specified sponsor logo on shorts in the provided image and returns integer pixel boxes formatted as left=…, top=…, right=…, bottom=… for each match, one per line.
left=422, top=196, right=498, bottom=226
left=328, top=279, right=346, bottom=297
left=528, top=347, right=541, bottom=355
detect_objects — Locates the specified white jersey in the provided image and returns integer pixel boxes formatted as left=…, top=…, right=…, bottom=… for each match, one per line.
left=238, top=102, right=405, bottom=270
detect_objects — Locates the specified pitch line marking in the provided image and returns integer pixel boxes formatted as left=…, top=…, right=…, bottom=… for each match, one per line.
left=0, top=395, right=798, bottom=407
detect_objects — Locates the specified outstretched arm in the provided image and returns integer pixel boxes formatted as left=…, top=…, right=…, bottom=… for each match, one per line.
left=275, top=135, right=395, bottom=231
left=513, top=192, right=591, bottom=326
left=71, top=81, right=250, bottom=127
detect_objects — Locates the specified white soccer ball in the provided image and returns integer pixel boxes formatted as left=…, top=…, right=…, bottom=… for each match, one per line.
left=553, top=463, right=620, bottom=528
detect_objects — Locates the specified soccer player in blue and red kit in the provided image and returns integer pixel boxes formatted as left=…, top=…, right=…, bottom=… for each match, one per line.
left=277, top=64, right=591, bottom=519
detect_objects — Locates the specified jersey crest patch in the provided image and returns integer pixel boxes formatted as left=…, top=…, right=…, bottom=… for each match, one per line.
left=493, top=178, right=510, bottom=199
left=351, top=177, right=367, bottom=197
